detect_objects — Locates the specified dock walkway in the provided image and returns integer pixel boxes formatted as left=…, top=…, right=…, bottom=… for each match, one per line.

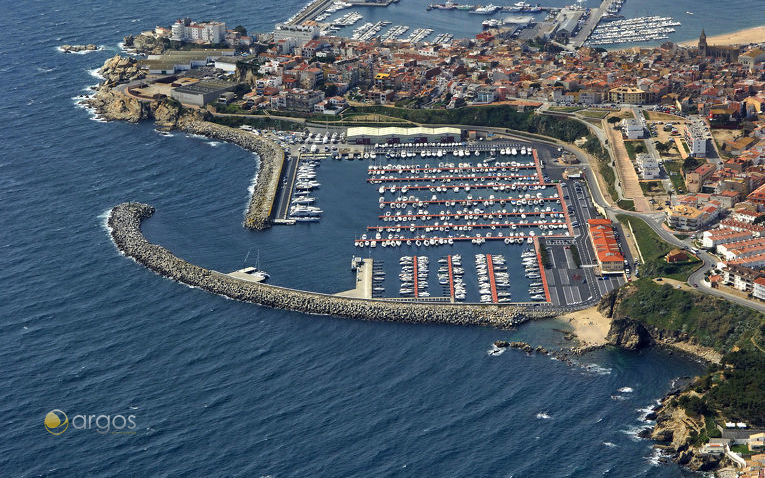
left=447, top=255, right=455, bottom=300
left=486, top=254, right=499, bottom=303
left=413, top=256, right=419, bottom=298
left=336, top=258, right=373, bottom=299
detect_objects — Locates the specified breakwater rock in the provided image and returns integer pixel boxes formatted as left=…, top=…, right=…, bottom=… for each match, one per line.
left=494, top=340, right=574, bottom=364
left=109, top=202, right=557, bottom=326
left=83, top=61, right=281, bottom=229
left=60, top=44, right=100, bottom=53
left=177, top=121, right=284, bottom=230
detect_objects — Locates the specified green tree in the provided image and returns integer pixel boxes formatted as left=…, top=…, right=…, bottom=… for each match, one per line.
left=234, top=25, right=247, bottom=36
left=323, top=83, right=338, bottom=97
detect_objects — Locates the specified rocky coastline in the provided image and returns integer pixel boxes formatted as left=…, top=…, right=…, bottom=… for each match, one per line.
left=640, top=388, right=729, bottom=473
left=84, top=55, right=282, bottom=230
left=109, top=202, right=557, bottom=327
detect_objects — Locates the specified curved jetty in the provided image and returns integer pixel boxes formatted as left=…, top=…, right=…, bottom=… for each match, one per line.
left=109, top=202, right=556, bottom=326
left=181, top=121, right=284, bottom=230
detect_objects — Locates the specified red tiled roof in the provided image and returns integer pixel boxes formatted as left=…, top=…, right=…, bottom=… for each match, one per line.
left=588, top=219, right=624, bottom=264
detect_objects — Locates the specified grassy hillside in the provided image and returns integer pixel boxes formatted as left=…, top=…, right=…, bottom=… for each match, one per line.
left=612, top=278, right=763, bottom=352
left=616, top=214, right=701, bottom=281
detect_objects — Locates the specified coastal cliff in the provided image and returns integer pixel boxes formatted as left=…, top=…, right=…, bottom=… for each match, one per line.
left=108, top=202, right=556, bottom=326
left=597, top=287, right=722, bottom=362
left=606, top=318, right=653, bottom=350
left=646, top=388, right=727, bottom=472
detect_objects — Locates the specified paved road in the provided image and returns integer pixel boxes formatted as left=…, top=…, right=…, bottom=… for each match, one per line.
left=272, top=151, right=299, bottom=220
left=498, top=124, right=765, bottom=313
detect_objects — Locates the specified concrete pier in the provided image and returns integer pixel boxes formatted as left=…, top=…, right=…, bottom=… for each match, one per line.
left=336, top=259, right=373, bottom=299
left=570, top=0, right=619, bottom=48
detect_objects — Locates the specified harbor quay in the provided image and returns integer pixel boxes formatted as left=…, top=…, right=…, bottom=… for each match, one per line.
left=180, top=121, right=285, bottom=230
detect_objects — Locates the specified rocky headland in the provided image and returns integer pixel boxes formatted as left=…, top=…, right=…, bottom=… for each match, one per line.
left=122, top=34, right=168, bottom=55
left=597, top=287, right=721, bottom=363
left=641, top=388, right=729, bottom=472
left=84, top=55, right=281, bottom=229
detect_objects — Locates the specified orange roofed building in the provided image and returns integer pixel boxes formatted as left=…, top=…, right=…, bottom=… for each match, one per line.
left=587, top=219, right=625, bottom=275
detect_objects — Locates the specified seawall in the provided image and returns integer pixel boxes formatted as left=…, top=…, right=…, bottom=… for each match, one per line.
left=178, top=120, right=285, bottom=230
left=109, top=202, right=559, bottom=327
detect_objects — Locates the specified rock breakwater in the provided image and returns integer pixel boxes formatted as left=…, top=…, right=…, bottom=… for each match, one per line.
left=108, top=202, right=556, bottom=327
left=59, top=44, right=100, bottom=53
left=178, top=121, right=284, bottom=230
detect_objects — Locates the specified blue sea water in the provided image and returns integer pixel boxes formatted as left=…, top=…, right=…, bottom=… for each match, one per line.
left=2, top=0, right=756, bottom=476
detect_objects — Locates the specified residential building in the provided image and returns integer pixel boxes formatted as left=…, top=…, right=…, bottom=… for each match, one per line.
left=667, top=203, right=720, bottom=231
left=722, top=264, right=765, bottom=292
left=622, top=118, right=645, bottom=139
left=686, top=163, right=716, bottom=193
left=754, top=277, right=765, bottom=301
left=284, top=89, right=325, bottom=113
left=685, top=116, right=710, bottom=158
left=608, top=86, right=648, bottom=104
left=587, top=219, right=625, bottom=274
left=739, top=48, right=765, bottom=72
left=273, top=24, right=319, bottom=47
left=636, top=153, right=660, bottom=179
left=171, top=18, right=226, bottom=44
left=702, top=228, right=754, bottom=248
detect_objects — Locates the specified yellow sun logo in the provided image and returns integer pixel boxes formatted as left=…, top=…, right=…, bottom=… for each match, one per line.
left=44, top=410, right=69, bottom=435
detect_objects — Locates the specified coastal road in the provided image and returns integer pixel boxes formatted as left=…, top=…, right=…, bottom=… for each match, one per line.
left=488, top=120, right=765, bottom=312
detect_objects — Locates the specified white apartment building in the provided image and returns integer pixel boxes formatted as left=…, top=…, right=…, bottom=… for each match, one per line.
left=754, top=277, right=765, bottom=300
left=622, top=118, right=645, bottom=139
left=171, top=19, right=226, bottom=44
left=685, top=116, right=710, bottom=158
left=636, top=153, right=660, bottom=179
left=273, top=24, right=319, bottom=47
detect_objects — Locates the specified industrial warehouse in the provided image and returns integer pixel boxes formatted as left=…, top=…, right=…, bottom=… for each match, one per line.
left=346, top=126, right=462, bottom=145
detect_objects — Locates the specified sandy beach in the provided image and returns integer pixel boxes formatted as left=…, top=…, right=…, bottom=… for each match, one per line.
left=679, top=25, right=765, bottom=47
left=560, top=306, right=612, bottom=348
